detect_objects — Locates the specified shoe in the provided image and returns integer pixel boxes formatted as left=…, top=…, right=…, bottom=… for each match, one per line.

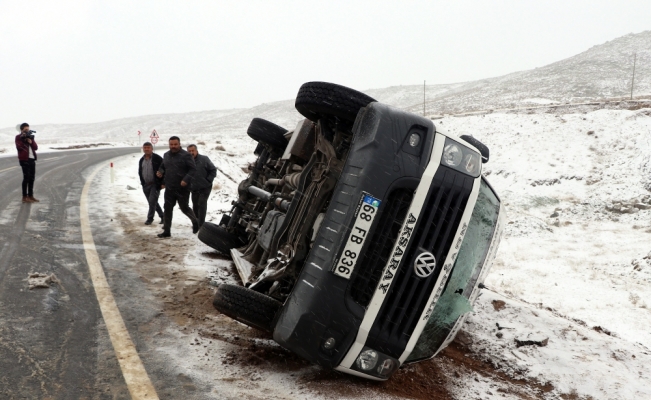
left=28, top=196, right=40, bottom=202
left=192, top=222, right=199, bottom=234
left=157, top=231, right=171, bottom=238
left=159, top=218, right=164, bottom=224
left=22, top=196, right=31, bottom=203
left=145, top=219, right=154, bottom=225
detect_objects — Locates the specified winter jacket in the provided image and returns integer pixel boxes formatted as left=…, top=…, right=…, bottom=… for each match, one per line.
left=158, top=149, right=196, bottom=189
left=190, top=154, right=217, bottom=192
left=138, top=153, right=164, bottom=189
left=15, top=134, right=38, bottom=161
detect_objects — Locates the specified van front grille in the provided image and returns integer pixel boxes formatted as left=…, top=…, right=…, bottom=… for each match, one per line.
left=367, top=166, right=474, bottom=357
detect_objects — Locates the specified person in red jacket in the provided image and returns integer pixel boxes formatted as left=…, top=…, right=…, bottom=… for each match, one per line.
left=15, top=123, right=39, bottom=203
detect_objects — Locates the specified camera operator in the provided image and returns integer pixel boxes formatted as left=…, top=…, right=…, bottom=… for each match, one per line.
left=15, top=123, right=39, bottom=203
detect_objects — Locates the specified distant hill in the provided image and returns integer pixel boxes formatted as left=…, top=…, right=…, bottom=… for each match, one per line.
left=2, top=30, right=649, bottom=147
left=404, top=30, right=651, bottom=115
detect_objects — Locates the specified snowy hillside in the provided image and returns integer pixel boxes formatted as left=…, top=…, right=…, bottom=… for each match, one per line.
left=404, top=30, right=651, bottom=115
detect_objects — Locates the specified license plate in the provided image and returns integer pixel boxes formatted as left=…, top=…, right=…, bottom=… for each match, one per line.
left=333, top=193, right=381, bottom=279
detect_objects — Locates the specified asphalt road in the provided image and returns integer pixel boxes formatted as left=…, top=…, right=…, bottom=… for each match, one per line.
left=0, top=148, right=141, bottom=399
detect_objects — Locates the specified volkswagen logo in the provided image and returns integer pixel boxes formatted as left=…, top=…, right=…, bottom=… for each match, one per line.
left=414, top=252, right=437, bottom=278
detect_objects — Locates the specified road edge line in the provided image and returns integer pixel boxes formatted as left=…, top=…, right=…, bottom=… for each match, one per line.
left=80, top=164, right=159, bottom=399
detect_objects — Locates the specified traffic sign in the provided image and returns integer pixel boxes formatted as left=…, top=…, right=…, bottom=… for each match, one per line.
left=150, top=129, right=159, bottom=138
left=151, top=137, right=159, bottom=144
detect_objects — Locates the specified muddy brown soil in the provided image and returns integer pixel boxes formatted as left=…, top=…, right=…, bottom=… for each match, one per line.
left=115, top=212, right=218, bottom=330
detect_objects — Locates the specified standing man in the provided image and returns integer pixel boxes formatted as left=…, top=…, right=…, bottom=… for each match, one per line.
left=15, top=123, right=39, bottom=203
left=138, top=142, right=164, bottom=225
left=187, top=144, right=217, bottom=227
left=156, top=136, right=199, bottom=238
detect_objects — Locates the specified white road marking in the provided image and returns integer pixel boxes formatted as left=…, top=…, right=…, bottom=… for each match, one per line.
left=0, top=157, right=60, bottom=174
left=80, top=165, right=159, bottom=399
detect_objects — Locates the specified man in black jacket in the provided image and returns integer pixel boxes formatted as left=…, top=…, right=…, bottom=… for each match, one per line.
left=138, top=142, right=164, bottom=225
left=187, top=144, right=217, bottom=227
left=156, top=136, right=199, bottom=238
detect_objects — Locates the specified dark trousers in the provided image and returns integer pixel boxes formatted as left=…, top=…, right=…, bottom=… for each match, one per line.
left=19, top=159, right=36, bottom=197
left=191, top=188, right=211, bottom=226
left=142, top=185, right=164, bottom=221
left=163, top=187, right=198, bottom=232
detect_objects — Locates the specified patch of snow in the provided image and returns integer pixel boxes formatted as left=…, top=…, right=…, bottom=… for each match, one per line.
left=521, top=98, right=560, bottom=105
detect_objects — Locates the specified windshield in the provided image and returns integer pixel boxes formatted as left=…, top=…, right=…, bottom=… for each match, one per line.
left=406, top=178, right=500, bottom=362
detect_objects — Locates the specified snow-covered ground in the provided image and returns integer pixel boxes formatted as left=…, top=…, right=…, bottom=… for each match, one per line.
left=440, top=108, right=651, bottom=398
left=90, top=103, right=651, bottom=399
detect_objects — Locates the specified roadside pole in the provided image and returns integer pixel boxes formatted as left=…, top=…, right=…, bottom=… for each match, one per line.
left=631, top=52, right=637, bottom=100
left=110, top=162, right=115, bottom=184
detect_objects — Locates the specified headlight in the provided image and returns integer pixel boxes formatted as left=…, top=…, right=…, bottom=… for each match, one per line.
left=376, top=358, right=396, bottom=376
left=462, top=152, right=481, bottom=176
left=442, top=143, right=463, bottom=167
left=352, top=347, right=400, bottom=378
left=408, top=133, right=421, bottom=147
left=355, top=349, right=379, bottom=371
left=323, top=337, right=336, bottom=350
left=441, top=138, right=481, bottom=177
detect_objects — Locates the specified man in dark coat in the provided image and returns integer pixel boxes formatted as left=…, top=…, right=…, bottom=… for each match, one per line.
left=156, top=136, right=199, bottom=237
left=138, top=142, right=164, bottom=225
left=15, top=122, right=39, bottom=203
left=187, top=144, right=217, bottom=227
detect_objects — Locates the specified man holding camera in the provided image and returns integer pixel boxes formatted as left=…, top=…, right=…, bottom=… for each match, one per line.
left=15, top=123, right=39, bottom=203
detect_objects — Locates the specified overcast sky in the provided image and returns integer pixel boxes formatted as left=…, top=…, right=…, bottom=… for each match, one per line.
left=1, top=0, right=650, bottom=129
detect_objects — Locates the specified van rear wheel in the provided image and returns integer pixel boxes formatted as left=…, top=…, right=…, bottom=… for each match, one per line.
left=213, top=284, right=282, bottom=333
left=197, top=222, right=244, bottom=255
left=295, top=81, right=376, bottom=124
left=246, top=118, right=289, bottom=151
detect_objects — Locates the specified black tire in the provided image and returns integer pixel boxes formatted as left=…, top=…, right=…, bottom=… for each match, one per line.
left=198, top=222, right=244, bottom=254
left=247, top=118, right=288, bottom=151
left=295, top=81, right=377, bottom=124
left=213, top=284, right=282, bottom=332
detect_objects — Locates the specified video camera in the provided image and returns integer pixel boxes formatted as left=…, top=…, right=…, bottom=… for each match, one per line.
left=22, top=130, right=36, bottom=141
